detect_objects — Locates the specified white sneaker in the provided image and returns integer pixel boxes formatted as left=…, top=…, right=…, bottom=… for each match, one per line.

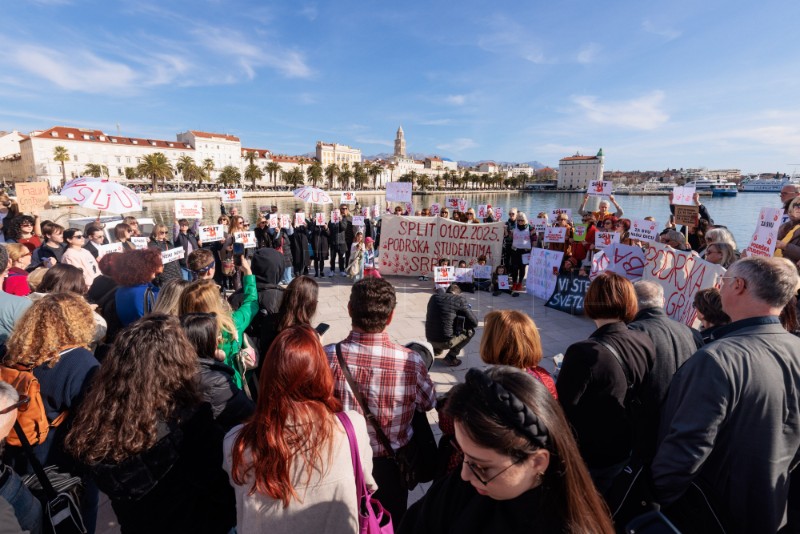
left=340, top=271, right=347, bottom=277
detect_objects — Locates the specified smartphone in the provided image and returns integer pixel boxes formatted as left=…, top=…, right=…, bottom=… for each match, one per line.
left=233, top=243, right=245, bottom=266
left=315, top=323, right=330, bottom=336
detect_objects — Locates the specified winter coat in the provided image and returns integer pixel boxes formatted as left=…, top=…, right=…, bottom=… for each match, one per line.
left=273, top=229, right=293, bottom=268
left=310, top=223, right=330, bottom=260
left=329, top=219, right=348, bottom=247
left=290, top=224, right=311, bottom=272
left=219, top=274, right=259, bottom=388
left=148, top=239, right=183, bottom=286
left=424, top=289, right=479, bottom=343
left=776, top=219, right=800, bottom=262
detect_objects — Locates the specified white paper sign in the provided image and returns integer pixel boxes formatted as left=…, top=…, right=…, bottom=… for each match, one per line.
left=544, top=227, right=567, bottom=244
left=473, top=264, right=492, bottom=279
left=175, top=200, right=202, bottom=219
left=532, top=218, right=547, bottom=233
left=341, top=191, right=357, bottom=204
left=587, top=180, right=613, bottom=197
left=161, top=247, right=185, bottom=264
left=551, top=208, right=572, bottom=221
left=315, top=213, right=326, bottom=225
left=220, top=188, right=243, bottom=203
left=672, top=186, right=696, bottom=206
left=595, top=231, right=621, bottom=249
left=97, top=242, right=123, bottom=256
left=457, top=199, right=469, bottom=212
left=269, top=217, right=278, bottom=229
left=434, top=266, right=455, bottom=283
left=455, top=268, right=473, bottom=282
left=512, top=228, right=531, bottom=249
left=405, top=202, right=414, bottom=215
left=372, top=204, right=380, bottom=218
left=199, top=225, right=225, bottom=243
left=430, top=203, right=441, bottom=216
left=521, top=253, right=531, bottom=265
left=527, top=248, right=564, bottom=300
left=629, top=219, right=659, bottom=242
left=331, top=210, right=341, bottom=224
left=280, top=215, right=291, bottom=228
left=234, top=231, right=257, bottom=249
left=494, top=207, right=503, bottom=221
left=445, top=197, right=460, bottom=209
left=497, top=275, right=510, bottom=290
left=294, top=212, right=306, bottom=227
left=746, top=207, right=783, bottom=257
left=352, top=215, right=365, bottom=227
left=477, top=205, right=488, bottom=218
left=131, top=237, right=148, bottom=250
left=386, top=182, right=412, bottom=202
left=362, top=207, right=370, bottom=217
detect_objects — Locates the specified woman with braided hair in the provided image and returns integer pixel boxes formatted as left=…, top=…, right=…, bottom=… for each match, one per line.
left=401, top=367, right=613, bottom=534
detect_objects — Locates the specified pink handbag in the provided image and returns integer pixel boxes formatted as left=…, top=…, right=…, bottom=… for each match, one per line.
left=336, top=412, right=394, bottom=534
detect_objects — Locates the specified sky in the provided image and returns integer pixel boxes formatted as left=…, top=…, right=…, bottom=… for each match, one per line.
left=1, top=0, right=800, bottom=173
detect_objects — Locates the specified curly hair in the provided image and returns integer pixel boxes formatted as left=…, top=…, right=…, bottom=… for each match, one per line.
left=111, top=248, right=163, bottom=286
left=65, top=314, right=201, bottom=464
left=97, top=252, right=122, bottom=276
left=6, top=215, right=35, bottom=241
left=4, top=293, right=95, bottom=368
left=36, top=264, right=87, bottom=294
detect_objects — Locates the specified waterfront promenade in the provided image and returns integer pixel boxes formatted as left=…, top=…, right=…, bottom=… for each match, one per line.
left=96, top=274, right=595, bottom=533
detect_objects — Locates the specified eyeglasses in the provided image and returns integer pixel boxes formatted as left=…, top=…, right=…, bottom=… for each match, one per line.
left=21, top=223, right=33, bottom=227
left=451, top=440, right=524, bottom=485
left=0, top=394, right=30, bottom=415
left=72, top=235, right=84, bottom=239
left=719, top=275, right=743, bottom=288
left=790, top=205, right=800, bottom=211
left=158, top=231, right=167, bottom=235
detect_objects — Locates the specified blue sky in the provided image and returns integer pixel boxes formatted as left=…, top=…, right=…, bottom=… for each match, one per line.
left=2, top=0, right=800, bottom=173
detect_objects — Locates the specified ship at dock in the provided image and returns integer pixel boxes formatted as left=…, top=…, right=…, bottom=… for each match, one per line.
left=740, top=173, right=800, bottom=193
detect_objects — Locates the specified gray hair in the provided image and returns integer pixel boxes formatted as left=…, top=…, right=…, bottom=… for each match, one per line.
left=705, top=228, right=737, bottom=249
left=727, top=257, right=800, bottom=309
left=634, top=281, right=664, bottom=310
left=705, top=242, right=738, bottom=269
left=0, top=245, right=7, bottom=273
left=0, top=381, right=19, bottom=439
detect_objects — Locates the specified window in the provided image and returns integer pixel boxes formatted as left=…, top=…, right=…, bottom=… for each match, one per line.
left=67, top=133, right=74, bottom=139
left=73, top=155, right=78, bottom=162
left=50, top=132, right=58, bottom=137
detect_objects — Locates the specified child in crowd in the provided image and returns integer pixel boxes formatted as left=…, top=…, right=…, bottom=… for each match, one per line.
left=434, top=258, right=451, bottom=290
left=362, top=237, right=380, bottom=278
left=473, top=255, right=492, bottom=292
left=455, top=260, right=474, bottom=293
left=491, top=264, right=519, bottom=297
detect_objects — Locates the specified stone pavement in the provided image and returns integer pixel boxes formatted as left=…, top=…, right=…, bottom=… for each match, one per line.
left=96, top=274, right=596, bottom=533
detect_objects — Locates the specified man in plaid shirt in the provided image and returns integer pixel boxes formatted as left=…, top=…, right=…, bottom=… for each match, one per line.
left=325, top=277, right=436, bottom=524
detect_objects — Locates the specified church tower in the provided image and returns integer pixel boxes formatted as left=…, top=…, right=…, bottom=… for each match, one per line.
left=394, top=126, right=406, bottom=158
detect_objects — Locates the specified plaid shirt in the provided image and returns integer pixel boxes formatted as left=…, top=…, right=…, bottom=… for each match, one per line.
left=325, top=331, right=436, bottom=458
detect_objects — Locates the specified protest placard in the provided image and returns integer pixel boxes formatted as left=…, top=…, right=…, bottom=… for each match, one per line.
left=199, top=225, right=225, bottom=243
left=590, top=250, right=610, bottom=280
left=362, top=207, right=369, bottom=217
left=512, top=227, right=531, bottom=248
left=175, top=200, right=202, bottom=219
left=378, top=216, right=504, bottom=276
left=745, top=207, right=783, bottom=257
left=497, top=275, right=510, bottom=290
left=385, top=182, right=412, bottom=202
left=131, top=237, right=148, bottom=250
left=96, top=242, right=124, bottom=257
left=372, top=204, right=380, bottom=218
left=220, top=188, right=243, bottom=203
left=551, top=208, right=572, bottom=221
left=532, top=218, right=548, bottom=233
left=429, top=203, right=441, bottom=216
left=405, top=202, right=413, bottom=215
left=544, top=227, right=567, bottom=244
left=587, top=180, right=613, bottom=197
left=434, top=266, right=455, bottom=283
left=331, top=209, right=340, bottom=224
left=674, top=205, right=699, bottom=227
left=473, top=264, right=492, bottom=279
left=15, top=182, right=50, bottom=213
left=521, top=253, right=531, bottom=265
left=573, top=224, right=587, bottom=242
left=269, top=217, right=278, bottom=229
left=445, top=197, right=460, bottom=209
left=280, top=215, right=291, bottom=228
left=352, top=215, right=365, bottom=227
left=315, top=213, right=326, bottom=225
left=494, top=207, right=503, bottom=221
left=527, top=248, right=564, bottom=300
left=161, top=247, right=185, bottom=264
left=477, top=205, right=488, bottom=218
left=595, top=231, right=620, bottom=249
left=340, top=191, right=357, bottom=204
left=642, top=241, right=726, bottom=325
left=545, top=274, right=591, bottom=315
left=457, top=199, right=469, bottom=212
left=234, top=231, right=257, bottom=248
left=455, top=268, right=473, bottom=282
left=630, top=219, right=659, bottom=242
left=671, top=186, right=695, bottom=206
left=294, top=212, right=306, bottom=227
left=605, top=243, right=646, bottom=281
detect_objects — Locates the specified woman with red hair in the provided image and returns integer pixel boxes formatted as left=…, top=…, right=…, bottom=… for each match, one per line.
left=113, top=248, right=164, bottom=326
left=224, top=325, right=376, bottom=532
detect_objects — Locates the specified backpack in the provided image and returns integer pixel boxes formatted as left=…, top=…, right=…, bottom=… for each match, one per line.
left=0, top=363, right=67, bottom=447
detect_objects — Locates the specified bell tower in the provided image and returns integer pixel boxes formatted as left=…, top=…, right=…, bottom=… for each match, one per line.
left=394, top=126, right=406, bottom=158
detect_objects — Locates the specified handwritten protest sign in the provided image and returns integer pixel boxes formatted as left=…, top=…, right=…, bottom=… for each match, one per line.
left=352, top=215, right=365, bottom=227
left=630, top=219, right=659, bottom=242
left=545, top=274, right=591, bottom=315
left=745, top=207, right=782, bottom=257
left=477, top=205, right=488, bottom=218
left=15, top=182, right=50, bottom=213
left=512, top=227, right=531, bottom=248
left=430, top=203, right=441, bottom=216
left=522, top=253, right=531, bottom=265
left=544, top=227, right=567, bottom=244
left=315, top=213, right=326, bottom=225
left=642, top=242, right=726, bottom=325
left=494, top=207, right=503, bottom=221
left=587, top=180, right=613, bottom=197
left=269, top=217, right=278, bottom=229
left=455, top=268, right=473, bottom=282
left=473, top=264, right=492, bottom=279
left=331, top=210, right=340, bottom=224
left=161, top=247, right=185, bottom=264
left=372, top=204, right=380, bottom=218
left=379, top=216, right=503, bottom=276
left=220, top=188, right=243, bottom=203
left=199, top=225, right=225, bottom=243
left=672, top=186, right=695, bottom=206
left=445, top=197, right=461, bottom=209
left=590, top=250, right=610, bottom=280
left=294, top=212, right=306, bottom=227
left=234, top=231, right=257, bottom=248
left=385, top=182, right=412, bottom=202
left=131, top=237, right=148, bottom=250
left=405, top=202, right=414, bottom=215
left=674, top=205, right=699, bottom=227
left=595, top=231, right=620, bottom=249
left=606, top=243, right=646, bottom=281
left=551, top=208, right=571, bottom=221
left=362, top=207, right=370, bottom=217
left=434, top=266, right=455, bottom=283
left=457, top=199, right=469, bottom=212
left=97, top=242, right=123, bottom=257
left=527, top=248, right=564, bottom=300
left=532, top=218, right=548, bottom=233
left=497, top=275, right=510, bottom=290
left=175, top=200, right=202, bottom=219
left=280, top=215, right=291, bottom=228
left=573, top=224, right=587, bottom=242
left=341, top=191, right=357, bottom=204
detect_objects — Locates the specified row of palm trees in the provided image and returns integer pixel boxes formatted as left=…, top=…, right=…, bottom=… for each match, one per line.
left=396, top=169, right=530, bottom=191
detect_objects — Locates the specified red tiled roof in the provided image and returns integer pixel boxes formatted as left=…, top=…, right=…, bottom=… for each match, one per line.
left=189, top=130, right=240, bottom=142
left=560, top=155, right=598, bottom=161
left=30, top=126, right=192, bottom=150
left=272, top=155, right=303, bottom=163
left=242, top=148, right=271, bottom=158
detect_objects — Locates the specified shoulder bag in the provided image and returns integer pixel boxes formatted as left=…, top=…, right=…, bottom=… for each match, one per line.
left=335, top=343, right=436, bottom=491
left=335, top=412, right=393, bottom=533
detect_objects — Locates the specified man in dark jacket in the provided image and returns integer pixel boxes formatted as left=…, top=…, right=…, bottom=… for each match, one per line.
left=652, top=257, right=800, bottom=533
left=424, top=284, right=478, bottom=367
left=628, top=281, right=703, bottom=461
left=328, top=205, right=350, bottom=277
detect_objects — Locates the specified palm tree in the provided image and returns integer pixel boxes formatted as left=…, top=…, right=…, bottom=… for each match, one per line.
left=353, top=162, right=368, bottom=190
left=124, top=167, right=136, bottom=181
left=184, top=163, right=205, bottom=186
left=368, top=162, right=382, bottom=190
left=244, top=151, right=257, bottom=167
left=284, top=166, right=304, bottom=188
left=387, top=162, right=396, bottom=182
left=338, top=164, right=352, bottom=190
left=202, top=158, right=216, bottom=184
left=324, top=163, right=338, bottom=190
left=298, top=157, right=307, bottom=175
left=245, top=163, right=264, bottom=189
left=417, top=174, right=432, bottom=191
left=462, top=170, right=472, bottom=190
left=136, top=152, right=173, bottom=192
left=53, top=146, right=70, bottom=186
left=176, top=155, right=196, bottom=182
left=218, top=165, right=242, bottom=187
left=83, top=163, right=109, bottom=178
left=265, top=161, right=281, bottom=187
left=306, top=161, right=323, bottom=187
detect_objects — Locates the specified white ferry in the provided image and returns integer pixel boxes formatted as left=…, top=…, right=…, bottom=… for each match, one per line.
left=740, top=174, right=799, bottom=193
left=685, top=177, right=736, bottom=191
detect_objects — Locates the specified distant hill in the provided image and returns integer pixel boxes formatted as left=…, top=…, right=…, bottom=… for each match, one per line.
left=364, top=153, right=547, bottom=169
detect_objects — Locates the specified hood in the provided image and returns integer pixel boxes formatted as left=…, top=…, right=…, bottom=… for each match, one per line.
left=250, top=248, right=283, bottom=285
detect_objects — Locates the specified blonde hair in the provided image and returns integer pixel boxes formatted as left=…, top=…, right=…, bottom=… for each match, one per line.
left=5, top=293, right=95, bottom=367
left=479, top=310, right=543, bottom=369
left=178, top=280, right=237, bottom=339
left=152, top=279, right=191, bottom=316
left=26, top=267, right=48, bottom=292
left=6, top=243, right=29, bottom=263
left=516, top=212, right=529, bottom=224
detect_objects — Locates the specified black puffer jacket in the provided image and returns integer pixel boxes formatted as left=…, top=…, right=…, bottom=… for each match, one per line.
left=148, top=239, right=183, bottom=286
left=425, top=289, right=479, bottom=342
left=197, top=360, right=254, bottom=432
left=290, top=224, right=310, bottom=272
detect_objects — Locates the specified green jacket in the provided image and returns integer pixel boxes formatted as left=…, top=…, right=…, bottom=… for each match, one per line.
left=219, top=274, right=259, bottom=387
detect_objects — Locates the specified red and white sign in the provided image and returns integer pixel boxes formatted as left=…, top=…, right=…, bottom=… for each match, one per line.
left=341, top=191, right=357, bottom=204
left=551, top=208, right=572, bottom=221
left=532, top=218, right=547, bottom=232
left=477, top=205, right=488, bottom=218
left=430, top=203, right=441, bottom=216
left=672, top=186, right=695, bottom=206
left=630, top=219, right=659, bottom=242
left=372, top=204, right=380, bottom=218
left=434, top=266, right=455, bottom=283
left=587, top=180, right=613, bottom=197
left=175, top=200, right=202, bottom=219
left=280, top=215, right=291, bottom=228
left=331, top=209, right=341, bottom=224
left=315, top=213, right=326, bottom=225
left=521, top=253, right=531, bottom=265
left=746, top=207, right=783, bottom=257
left=527, top=249, right=564, bottom=299
left=269, top=216, right=278, bottom=229
left=220, top=188, right=243, bottom=203
left=494, top=207, right=503, bottom=221
left=386, top=182, right=412, bottom=202
left=294, top=212, right=306, bottom=227
left=595, top=231, right=620, bottom=249
left=97, top=242, right=123, bottom=257
left=234, top=231, right=257, bottom=249
left=544, top=227, right=567, bottom=244
left=445, top=197, right=461, bottom=209
left=161, top=247, right=185, bottom=264
left=352, top=215, right=365, bottom=227
left=497, top=275, right=510, bottom=290
left=457, top=199, right=469, bottom=212
left=512, top=227, right=532, bottom=249
left=199, top=225, right=225, bottom=243
left=362, top=207, right=370, bottom=217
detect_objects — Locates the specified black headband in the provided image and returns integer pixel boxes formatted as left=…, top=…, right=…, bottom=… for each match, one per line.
left=466, top=368, right=549, bottom=449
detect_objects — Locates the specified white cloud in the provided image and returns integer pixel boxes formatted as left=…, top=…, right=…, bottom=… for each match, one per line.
left=419, top=118, right=452, bottom=126
left=300, top=5, right=318, bottom=21
left=642, top=20, right=682, bottom=40
left=572, top=91, right=669, bottom=130
left=577, top=43, right=600, bottom=64
left=445, top=94, right=466, bottom=106
left=436, top=138, right=478, bottom=153
left=477, top=15, right=549, bottom=64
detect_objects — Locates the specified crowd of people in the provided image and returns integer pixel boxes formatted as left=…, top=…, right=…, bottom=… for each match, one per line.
left=0, top=185, right=799, bottom=534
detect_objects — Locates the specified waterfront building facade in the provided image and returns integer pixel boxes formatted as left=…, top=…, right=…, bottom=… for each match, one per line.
left=316, top=142, right=362, bottom=168
left=557, top=149, right=604, bottom=189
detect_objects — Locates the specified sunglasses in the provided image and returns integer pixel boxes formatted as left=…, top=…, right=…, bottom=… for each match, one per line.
left=21, top=223, right=33, bottom=227
left=71, top=235, right=84, bottom=239
left=158, top=231, right=167, bottom=235
left=0, top=394, right=30, bottom=415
